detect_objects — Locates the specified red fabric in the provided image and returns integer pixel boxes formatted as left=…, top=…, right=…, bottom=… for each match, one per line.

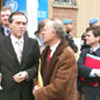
left=85, top=56, right=100, bottom=69
left=80, top=54, right=100, bottom=87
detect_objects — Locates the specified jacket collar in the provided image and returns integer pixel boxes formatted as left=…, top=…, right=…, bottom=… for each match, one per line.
left=41, top=38, right=68, bottom=86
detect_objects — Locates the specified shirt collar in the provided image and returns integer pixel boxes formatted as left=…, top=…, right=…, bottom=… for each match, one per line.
left=2, top=25, right=10, bottom=31
left=2, top=25, right=11, bottom=35
left=50, top=40, right=61, bottom=57
left=90, top=45, right=100, bottom=52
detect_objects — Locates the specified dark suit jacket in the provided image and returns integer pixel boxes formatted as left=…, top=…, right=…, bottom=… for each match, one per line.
left=78, top=47, right=100, bottom=79
left=78, top=47, right=100, bottom=100
left=0, top=36, right=40, bottom=100
left=34, top=39, right=77, bottom=100
left=0, top=26, right=6, bottom=40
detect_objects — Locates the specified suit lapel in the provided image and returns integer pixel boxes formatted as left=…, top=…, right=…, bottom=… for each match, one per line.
left=21, top=36, right=29, bottom=65
left=88, top=47, right=100, bottom=56
left=4, top=36, right=19, bottom=65
left=0, top=27, right=6, bottom=38
left=95, top=47, right=100, bottom=56
left=4, top=36, right=31, bottom=66
left=43, top=39, right=68, bottom=86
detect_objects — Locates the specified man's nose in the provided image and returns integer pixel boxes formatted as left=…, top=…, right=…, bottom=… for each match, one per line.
left=4, top=15, right=9, bottom=19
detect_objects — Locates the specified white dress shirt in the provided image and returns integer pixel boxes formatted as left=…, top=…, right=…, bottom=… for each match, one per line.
left=50, top=40, right=61, bottom=58
left=10, top=35, right=28, bottom=79
left=10, top=35, right=24, bottom=62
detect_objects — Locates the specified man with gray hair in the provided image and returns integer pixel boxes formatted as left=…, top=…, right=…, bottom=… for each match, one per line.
left=33, top=19, right=77, bottom=100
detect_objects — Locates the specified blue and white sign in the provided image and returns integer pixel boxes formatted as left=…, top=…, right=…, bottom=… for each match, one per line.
left=4, top=0, right=48, bottom=22
left=3, top=0, right=48, bottom=38
left=38, top=0, right=48, bottom=23
left=4, top=0, right=26, bottom=13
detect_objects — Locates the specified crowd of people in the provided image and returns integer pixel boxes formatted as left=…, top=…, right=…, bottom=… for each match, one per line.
left=0, top=6, right=100, bottom=100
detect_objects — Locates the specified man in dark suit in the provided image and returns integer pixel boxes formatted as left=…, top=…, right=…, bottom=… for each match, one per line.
left=33, top=19, right=77, bottom=100
left=0, top=6, right=12, bottom=40
left=0, top=11, right=40, bottom=100
left=78, top=26, right=100, bottom=100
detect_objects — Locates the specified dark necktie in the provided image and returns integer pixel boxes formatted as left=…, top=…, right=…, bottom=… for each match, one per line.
left=6, top=29, right=10, bottom=35
left=46, top=48, right=51, bottom=68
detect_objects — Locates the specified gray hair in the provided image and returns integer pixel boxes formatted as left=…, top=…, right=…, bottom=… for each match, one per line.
left=52, top=20, right=66, bottom=39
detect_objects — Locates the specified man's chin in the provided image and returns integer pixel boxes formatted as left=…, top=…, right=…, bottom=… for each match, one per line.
left=4, top=24, right=9, bottom=27
left=17, top=34, right=24, bottom=38
left=86, top=43, right=90, bottom=46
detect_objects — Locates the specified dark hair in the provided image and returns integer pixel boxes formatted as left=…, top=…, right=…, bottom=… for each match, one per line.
left=86, top=26, right=100, bottom=37
left=35, top=19, right=47, bottom=35
left=8, top=11, right=28, bottom=23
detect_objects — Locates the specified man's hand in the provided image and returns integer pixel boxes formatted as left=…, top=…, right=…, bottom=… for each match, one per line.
left=13, top=71, right=28, bottom=83
left=33, top=85, right=41, bottom=95
left=93, top=69, right=100, bottom=77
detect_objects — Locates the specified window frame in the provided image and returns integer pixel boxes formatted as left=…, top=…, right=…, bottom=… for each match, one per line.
left=53, top=0, right=76, bottom=6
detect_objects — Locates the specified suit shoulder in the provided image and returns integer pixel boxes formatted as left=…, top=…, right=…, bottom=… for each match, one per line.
left=0, top=37, right=9, bottom=48
left=27, top=36, right=38, bottom=42
left=24, top=36, right=38, bottom=45
left=81, top=48, right=90, bottom=54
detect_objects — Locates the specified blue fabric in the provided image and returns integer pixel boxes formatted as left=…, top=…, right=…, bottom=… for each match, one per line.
left=63, top=19, right=72, bottom=24
left=89, top=18, right=99, bottom=24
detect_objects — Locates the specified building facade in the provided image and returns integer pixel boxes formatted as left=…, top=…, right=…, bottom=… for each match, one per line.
left=50, top=0, right=100, bottom=37
left=0, top=0, right=100, bottom=38
left=50, top=0, right=77, bottom=37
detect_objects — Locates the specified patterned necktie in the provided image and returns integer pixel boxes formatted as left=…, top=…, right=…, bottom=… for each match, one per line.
left=16, top=41, right=23, bottom=63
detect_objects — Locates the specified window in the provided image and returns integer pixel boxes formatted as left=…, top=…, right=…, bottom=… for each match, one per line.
left=53, top=0, right=76, bottom=5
